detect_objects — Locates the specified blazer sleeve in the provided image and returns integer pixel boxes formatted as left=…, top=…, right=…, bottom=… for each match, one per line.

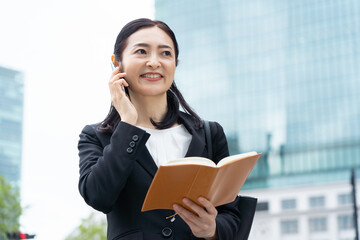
left=211, top=122, right=242, bottom=240
left=78, top=121, right=150, bottom=213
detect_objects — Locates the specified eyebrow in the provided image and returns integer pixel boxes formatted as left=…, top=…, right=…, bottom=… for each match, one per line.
left=132, top=43, right=173, bottom=50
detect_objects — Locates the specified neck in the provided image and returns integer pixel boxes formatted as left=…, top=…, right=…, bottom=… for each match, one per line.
left=130, top=92, right=168, bottom=129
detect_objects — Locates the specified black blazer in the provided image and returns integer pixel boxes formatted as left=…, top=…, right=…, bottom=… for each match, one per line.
left=78, top=112, right=241, bottom=240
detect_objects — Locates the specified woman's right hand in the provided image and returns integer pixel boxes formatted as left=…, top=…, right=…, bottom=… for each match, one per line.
left=108, top=67, right=138, bottom=125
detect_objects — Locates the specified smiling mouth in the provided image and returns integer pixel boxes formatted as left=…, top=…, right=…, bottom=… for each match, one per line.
left=141, top=73, right=163, bottom=79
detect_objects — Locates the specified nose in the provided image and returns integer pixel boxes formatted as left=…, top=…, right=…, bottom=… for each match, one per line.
left=146, top=54, right=160, bottom=69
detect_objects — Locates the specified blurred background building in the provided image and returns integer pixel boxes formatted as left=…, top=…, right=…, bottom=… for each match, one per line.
left=155, top=0, right=360, bottom=239
left=0, top=66, right=25, bottom=188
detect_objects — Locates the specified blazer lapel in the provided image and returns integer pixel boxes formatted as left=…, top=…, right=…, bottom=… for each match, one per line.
left=185, top=131, right=206, bottom=157
left=179, top=112, right=207, bottom=158
left=136, top=146, right=158, bottom=178
left=135, top=112, right=207, bottom=177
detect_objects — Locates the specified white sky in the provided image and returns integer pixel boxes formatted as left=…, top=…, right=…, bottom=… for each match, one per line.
left=0, top=0, right=154, bottom=239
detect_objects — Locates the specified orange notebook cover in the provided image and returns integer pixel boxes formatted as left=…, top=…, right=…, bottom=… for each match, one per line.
left=141, top=152, right=262, bottom=211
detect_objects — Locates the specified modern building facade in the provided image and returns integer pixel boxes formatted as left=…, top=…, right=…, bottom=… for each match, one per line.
left=155, top=0, right=360, bottom=239
left=0, top=66, right=25, bottom=188
left=246, top=181, right=356, bottom=240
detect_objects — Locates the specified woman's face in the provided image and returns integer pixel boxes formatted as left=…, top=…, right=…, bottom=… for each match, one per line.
left=120, top=26, right=176, bottom=98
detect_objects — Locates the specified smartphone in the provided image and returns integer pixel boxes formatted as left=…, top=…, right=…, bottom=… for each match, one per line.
left=110, top=61, right=116, bottom=71
left=110, top=61, right=128, bottom=94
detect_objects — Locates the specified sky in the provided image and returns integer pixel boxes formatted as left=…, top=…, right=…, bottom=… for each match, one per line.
left=0, top=0, right=154, bottom=238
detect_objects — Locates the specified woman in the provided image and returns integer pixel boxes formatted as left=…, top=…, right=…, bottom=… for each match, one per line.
left=78, top=18, right=241, bottom=240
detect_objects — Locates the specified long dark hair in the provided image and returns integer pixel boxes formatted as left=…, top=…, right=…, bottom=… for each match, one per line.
left=98, top=18, right=201, bottom=132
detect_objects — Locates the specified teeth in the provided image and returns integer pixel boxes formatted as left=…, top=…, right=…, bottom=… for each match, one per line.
left=142, top=74, right=162, bottom=78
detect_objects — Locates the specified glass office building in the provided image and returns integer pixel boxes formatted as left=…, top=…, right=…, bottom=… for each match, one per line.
left=0, top=66, right=24, bottom=188
left=155, top=0, right=360, bottom=189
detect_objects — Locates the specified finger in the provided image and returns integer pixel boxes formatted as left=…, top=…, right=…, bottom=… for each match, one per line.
left=110, top=66, right=120, bottom=77
left=110, top=78, right=128, bottom=97
left=173, top=204, right=200, bottom=227
left=110, top=66, right=126, bottom=76
left=181, top=199, right=210, bottom=226
left=183, top=198, right=206, bottom=216
left=174, top=203, right=216, bottom=239
left=110, top=72, right=127, bottom=83
left=198, top=197, right=217, bottom=216
left=113, top=78, right=129, bottom=87
left=110, top=78, right=128, bottom=93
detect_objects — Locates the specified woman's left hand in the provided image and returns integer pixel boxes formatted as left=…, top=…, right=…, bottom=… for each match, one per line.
left=173, top=197, right=218, bottom=240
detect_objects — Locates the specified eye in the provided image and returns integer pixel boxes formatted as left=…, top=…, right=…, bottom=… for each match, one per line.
left=135, top=49, right=146, bottom=54
left=162, top=51, right=171, bottom=56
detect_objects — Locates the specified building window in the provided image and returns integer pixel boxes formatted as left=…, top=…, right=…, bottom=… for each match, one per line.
left=338, top=214, right=354, bottom=231
left=281, top=219, right=298, bottom=234
left=281, top=199, right=297, bottom=210
left=309, top=217, right=327, bottom=233
left=256, top=201, right=269, bottom=211
left=309, top=196, right=325, bottom=208
left=338, top=193, right=352, bottom=206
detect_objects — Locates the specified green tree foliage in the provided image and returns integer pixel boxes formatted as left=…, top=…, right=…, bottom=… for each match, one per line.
left=65, top=212, right=106, bottom=240
left=0, top=175, right=22, bottom=239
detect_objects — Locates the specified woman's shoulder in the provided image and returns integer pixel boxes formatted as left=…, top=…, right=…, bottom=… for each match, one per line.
left=80, top=123, right=99, bottom=135
left=203, top=121, right=225, bottom=140
left=208, top=120, right=224, bottom=131
left=78, top=123, right=119, bottom=147
left=80, top=121, right=149, bottom=139
left=178, top=111, right=225, bottom=132
left=79, top=123, right=113, bottom=143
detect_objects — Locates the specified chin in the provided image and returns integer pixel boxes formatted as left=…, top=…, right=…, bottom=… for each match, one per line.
left=142, top=87, right=169, bottom=96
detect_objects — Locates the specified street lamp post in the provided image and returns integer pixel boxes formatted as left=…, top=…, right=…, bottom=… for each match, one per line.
left=351, top=168, right=359, bottom=240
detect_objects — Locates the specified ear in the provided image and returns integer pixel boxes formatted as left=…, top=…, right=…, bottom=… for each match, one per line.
left=111, top=54, right=119, bottom=67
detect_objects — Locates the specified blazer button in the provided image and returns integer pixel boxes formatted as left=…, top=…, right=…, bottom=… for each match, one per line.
left=132, top=135, right=139, bottom=142
left=126, top=147, right=133, bottom=154
left=129, top=141, right=136, bottom=148
left=161, top=227, right=172, bottom=238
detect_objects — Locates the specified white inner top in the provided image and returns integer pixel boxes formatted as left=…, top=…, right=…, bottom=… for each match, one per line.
left=138, top=124, right=192, bottom=167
